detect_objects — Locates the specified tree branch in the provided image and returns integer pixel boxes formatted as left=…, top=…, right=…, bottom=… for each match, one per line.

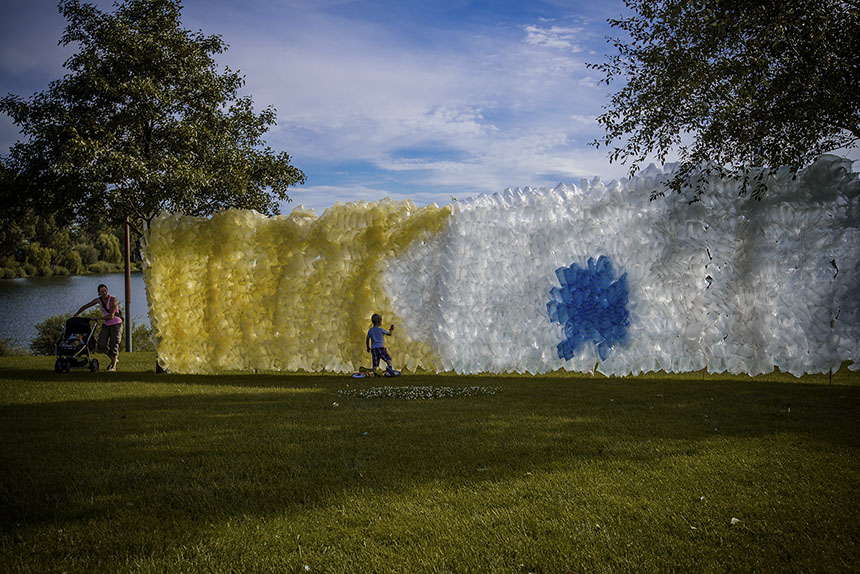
left=839, top=124, right=860, bottom=141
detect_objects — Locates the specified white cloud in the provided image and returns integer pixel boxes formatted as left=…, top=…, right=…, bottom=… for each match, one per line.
left=523, top=24, right=585, bottom=52
left=2, top=0, right=622, bottom=214
left=211, top=7, right=610, bottom=209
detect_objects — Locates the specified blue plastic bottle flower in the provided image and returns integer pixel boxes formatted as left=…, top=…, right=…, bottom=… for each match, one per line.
left=547, top=256, right=630, bottom=361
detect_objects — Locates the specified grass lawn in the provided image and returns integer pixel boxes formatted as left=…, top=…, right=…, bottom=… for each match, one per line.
left=1, top=353, right=859, bottom=573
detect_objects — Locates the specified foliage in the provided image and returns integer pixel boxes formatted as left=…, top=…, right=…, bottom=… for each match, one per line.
left=129, top=322, right=154, bottom=352
left=0, top=0, right=305, bottom=236
left=22, top=242, right=54, bottom=271
left=590, top=0, right=860, bottom=200
left=0, top=337, right=25, bottom=356
left=95, top=232, right=122, bottom=265
left=74, top=243, right=99, bottom=266
left=65, top=251, right=85, bottom=275
left=86, top=261, right=122, bottom=274
left=0, top=210, right=130, bottom=278
left=31, top=310, right=153, bottom=355
left=0, top=160, right=138, bottom=277
left=30, top=310, right=101, bottom=355
left=30, top=314, right=71, bottom=356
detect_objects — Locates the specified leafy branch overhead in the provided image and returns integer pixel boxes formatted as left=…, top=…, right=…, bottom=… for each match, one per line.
left=589, top=0, right=860, bottom=200
left=0, top=0, right=305, bottom=234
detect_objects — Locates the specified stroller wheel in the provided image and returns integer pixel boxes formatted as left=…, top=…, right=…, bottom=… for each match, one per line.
left=89, top=359, right=99, bottom=373
left=55, top=359, right=62, bottom=373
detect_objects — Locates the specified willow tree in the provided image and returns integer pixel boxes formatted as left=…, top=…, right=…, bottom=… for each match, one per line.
left=1, top=0, right=305, bottom=234
left=590, top=0, right=860, bottom=199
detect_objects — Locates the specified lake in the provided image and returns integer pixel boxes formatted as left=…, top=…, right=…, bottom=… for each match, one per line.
left=0, top=272, right=150, bottom=348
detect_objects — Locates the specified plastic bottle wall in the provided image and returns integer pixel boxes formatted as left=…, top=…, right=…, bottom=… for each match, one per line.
left=143, top=155, right=860, bottom=375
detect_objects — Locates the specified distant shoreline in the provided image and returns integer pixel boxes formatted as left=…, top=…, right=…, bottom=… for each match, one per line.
left=0, top=266, right=143, bottom=281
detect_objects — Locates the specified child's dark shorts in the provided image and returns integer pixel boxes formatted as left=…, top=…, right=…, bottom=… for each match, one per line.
left=371, top=347, right=392, bottom=367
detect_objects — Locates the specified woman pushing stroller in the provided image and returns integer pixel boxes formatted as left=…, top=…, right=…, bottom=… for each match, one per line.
left=75, top=283, right=123, bottom=371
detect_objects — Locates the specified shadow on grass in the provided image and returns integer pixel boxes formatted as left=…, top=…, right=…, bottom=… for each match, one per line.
left=0, top=367, right=857, bottom=574
left=2, top=371, right=859, bottom=524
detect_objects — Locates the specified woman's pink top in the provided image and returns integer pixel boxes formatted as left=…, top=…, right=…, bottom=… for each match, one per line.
left=99, top=296, right=123, bottom=326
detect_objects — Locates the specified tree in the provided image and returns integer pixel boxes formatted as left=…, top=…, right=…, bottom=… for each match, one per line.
left=0, top=161, right=31, bottom=264
left=95, top=232, right=122, bottom=265
left=590, top=0, right=860, bottom=199
left=0, top=0, right=305, bottom=234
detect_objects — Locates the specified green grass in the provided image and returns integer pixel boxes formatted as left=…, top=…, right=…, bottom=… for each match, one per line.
left=1, top=354, right=859, bottom=573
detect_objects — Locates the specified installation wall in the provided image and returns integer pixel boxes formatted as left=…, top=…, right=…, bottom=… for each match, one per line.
left=143, top=155, right=860, bottom=375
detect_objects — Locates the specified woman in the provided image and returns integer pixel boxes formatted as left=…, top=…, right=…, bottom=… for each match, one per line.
left=75, top=283, right=123, bottom=371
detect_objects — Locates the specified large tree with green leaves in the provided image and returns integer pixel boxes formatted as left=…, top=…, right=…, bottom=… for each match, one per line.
left=590, top=0, right=860, bottom=199
left=0, top=0, right=305, bottom=234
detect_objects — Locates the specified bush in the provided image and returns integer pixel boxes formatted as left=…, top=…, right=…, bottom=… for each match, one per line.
left=129, top=322, right=155, bottom=352
left=75, top=243, right=99, bottom=266
left=0, top=267, right=19, bottom=279
left=53, top=266, right=70, bottom=276
left=30, top=312, right=149, bottom=355
left=30, top=313, right=70, bottom=355
left=59, top=250, right=85, bottom=275
left=88, top=261, right=120, bottom=274
left=23, top=242, right=54, bottom=270
left=31, top=310, right=101, bottom=355
left=0, top=336, right=25, bottom=356
left=96, top=233, right=122, bottom=265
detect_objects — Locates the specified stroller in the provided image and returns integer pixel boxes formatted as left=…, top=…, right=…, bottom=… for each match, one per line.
left=55, top=317, right=100, bottom=373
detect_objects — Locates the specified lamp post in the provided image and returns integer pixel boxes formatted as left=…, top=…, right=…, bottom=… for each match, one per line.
left=124, top=216, right=132, bottom=352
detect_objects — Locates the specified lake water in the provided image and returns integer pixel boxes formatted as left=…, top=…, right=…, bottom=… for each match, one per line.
left=0, top=272, right=150, bottom=347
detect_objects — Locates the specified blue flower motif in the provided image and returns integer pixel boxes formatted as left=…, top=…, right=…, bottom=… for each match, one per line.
left=547, top=256, right=630, bottom=361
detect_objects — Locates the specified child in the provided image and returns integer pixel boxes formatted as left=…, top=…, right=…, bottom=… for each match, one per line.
left=60, top=333, right=84, bottom=350
left=366, top=313, right=399, bottom=377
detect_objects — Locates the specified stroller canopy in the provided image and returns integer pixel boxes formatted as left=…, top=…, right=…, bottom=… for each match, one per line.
left=64, top=317, right=94, bottom=334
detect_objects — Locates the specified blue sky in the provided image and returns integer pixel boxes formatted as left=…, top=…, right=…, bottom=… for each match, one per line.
left=3, top=1, right=855, bottom=216
left=0, top=0, right=636, bottom=214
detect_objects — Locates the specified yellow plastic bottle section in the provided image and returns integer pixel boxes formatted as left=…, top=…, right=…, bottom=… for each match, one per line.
left=143, top=199, right=452, bottom=374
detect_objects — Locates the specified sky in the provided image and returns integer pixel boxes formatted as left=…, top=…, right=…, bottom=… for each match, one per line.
left=0, top=0, right=638, bottom=215
left=1, top=0, right=856, bottom=217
